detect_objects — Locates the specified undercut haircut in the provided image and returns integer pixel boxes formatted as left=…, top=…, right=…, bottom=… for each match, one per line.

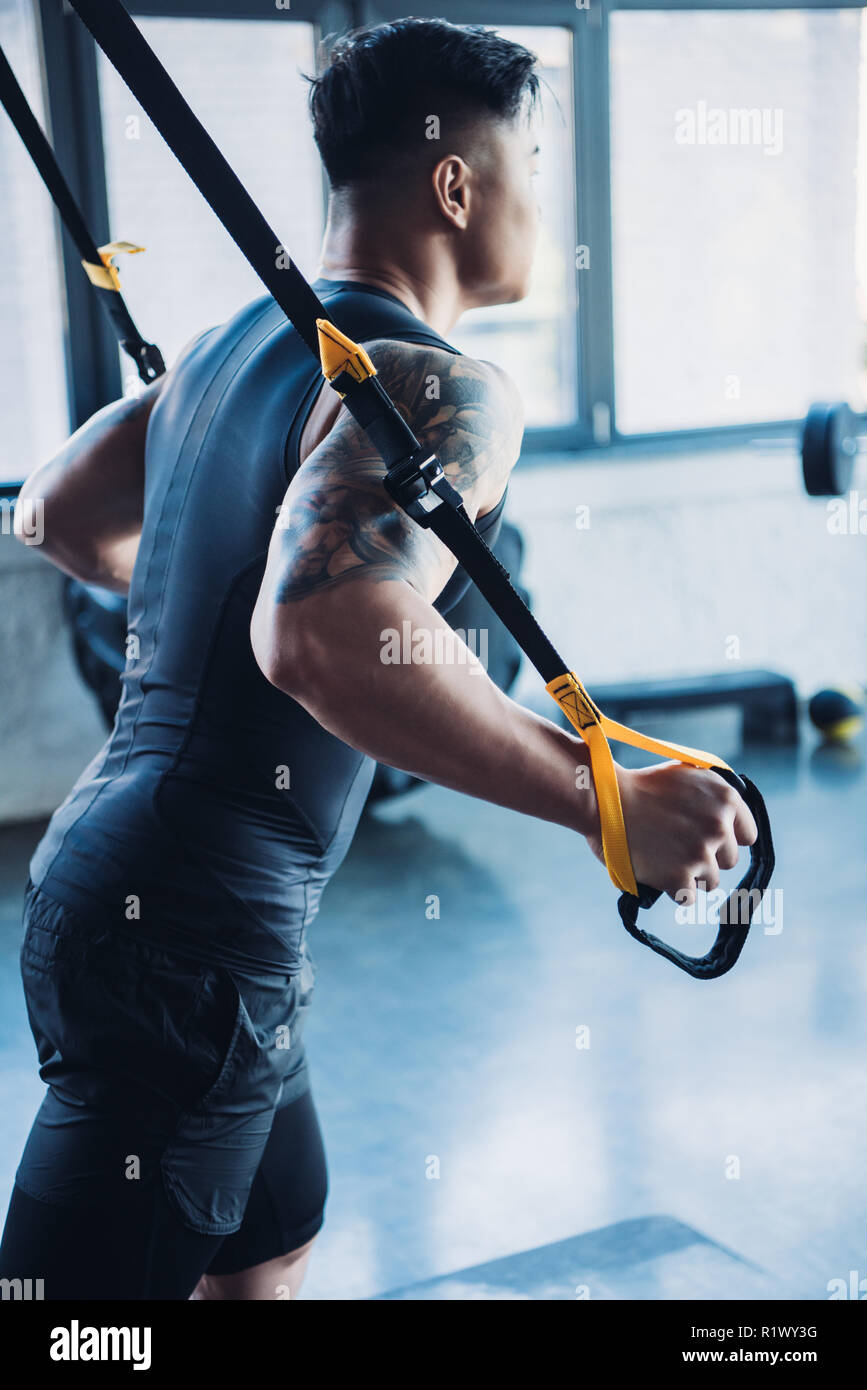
left=307, top=18, right=540, bottom=190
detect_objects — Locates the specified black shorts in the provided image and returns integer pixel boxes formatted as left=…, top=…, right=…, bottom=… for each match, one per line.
left=0, top=881, right=328, bottom=1299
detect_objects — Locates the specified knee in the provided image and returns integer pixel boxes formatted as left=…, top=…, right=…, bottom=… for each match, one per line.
left=191, top=1235, right=318, bottom=1301
left=271, top=1234, right=318, bottom=1299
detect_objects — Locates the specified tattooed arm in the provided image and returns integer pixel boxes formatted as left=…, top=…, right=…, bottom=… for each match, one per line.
left=14, top=375, right=165, bottom=592
left=253, top=340, right=756, bottom=894
left=271, top=339, right=519, bottom=605
left=251, top=339, right=601, bottom=839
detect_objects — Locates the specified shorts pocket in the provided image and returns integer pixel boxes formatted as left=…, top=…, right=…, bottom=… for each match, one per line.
left=19, top=890, right=237, bottom=1116
left=160, top=969, right=294, bottom=1235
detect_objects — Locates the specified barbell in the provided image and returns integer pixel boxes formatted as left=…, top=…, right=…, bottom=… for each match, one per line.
left=801, top=401, right=863, bottom=497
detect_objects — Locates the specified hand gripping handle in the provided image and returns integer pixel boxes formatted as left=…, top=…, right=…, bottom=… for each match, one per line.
left=617, top=768, right=776, bottom=979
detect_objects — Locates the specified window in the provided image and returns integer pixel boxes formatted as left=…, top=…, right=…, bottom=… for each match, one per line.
left=446, top=25, right=578, bottom=430
left=610, top=7, right=867, bottom=434
left=0, top=0, right=69, bottom=483
left=96, top=16, right=323, bottom=376
left=9, top=0, right=864, bottom=483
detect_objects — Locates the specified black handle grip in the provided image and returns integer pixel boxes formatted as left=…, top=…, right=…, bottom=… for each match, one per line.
left=617, top=768, right=775, bottom=979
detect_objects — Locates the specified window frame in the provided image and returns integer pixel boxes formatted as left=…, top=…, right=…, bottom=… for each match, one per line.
left=364, top=0, right=867, bottom=457
left=2, top=0, right=863, bottom=500
left=363, top=0, right=602, bottom=452
left=29, top=0, right=350, bottom=442
left=603, top=0, right=867, bottom=450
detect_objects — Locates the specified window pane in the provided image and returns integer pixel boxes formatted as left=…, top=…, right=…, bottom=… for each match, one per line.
left=97, top=18, right=323, bottom=376
left=610, top=9, right=867, bottom=433
left=447, top=26, right=577, bottom=429
left=0, top=0, right=69, bottom=483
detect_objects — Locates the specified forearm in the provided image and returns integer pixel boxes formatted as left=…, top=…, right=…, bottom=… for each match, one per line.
left=50, top=535, right=138, bottom=592
left=17, top=482, right=139, bottom=591
left=257, top=578, right=600, bottom=839
left=14, top=384, right=162, bottom=591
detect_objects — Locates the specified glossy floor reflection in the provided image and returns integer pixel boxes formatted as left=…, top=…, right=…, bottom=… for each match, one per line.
left=376, top=1216, right=781, bottom=1300
left=0, top=720, right=864, bottom=1300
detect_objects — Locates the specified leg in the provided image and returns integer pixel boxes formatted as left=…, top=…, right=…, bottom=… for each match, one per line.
left=7, top=885, right=266, bottom=1300
left=190, top=1234, right=318, bottom=1301
left=191, top=1087, right=328, bottom=1301
left=0, top=1173, right=225, bottom=1300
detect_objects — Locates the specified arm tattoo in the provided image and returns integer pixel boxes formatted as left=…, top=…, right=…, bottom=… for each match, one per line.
left=274, top=341, right=521, bottom=604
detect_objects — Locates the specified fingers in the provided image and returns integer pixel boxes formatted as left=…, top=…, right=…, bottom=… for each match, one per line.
left=716, top=836, right=740, bottom=871
left=666, top=860, right=721, bottom=905
left=704, top=779, right=754, bottom=876
left=666, top=861, right=716, bottom=903
left=669, top=881, right=696, bottom=905
left=732, top=790, right=758, bottom=846
left=667, top=780, right=746, bottom=900
left=628, top=763, right=757, bottom=906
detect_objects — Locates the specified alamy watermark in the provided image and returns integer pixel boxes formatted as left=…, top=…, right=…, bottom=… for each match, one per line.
left=49, top=1321, right=151, bottom=1370
left=675, top=102, right=783, bottom=156
left=1, top=1276, right=44, bottom=1300
left=675, top=883, right=783, bottom=933
left=380, top=621, right=488, bottom=673
left=1, top=496, right=44, bottom=545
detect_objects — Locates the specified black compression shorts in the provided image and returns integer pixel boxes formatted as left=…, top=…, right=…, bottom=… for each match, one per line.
left=0, top=881, right=328, bottom=1299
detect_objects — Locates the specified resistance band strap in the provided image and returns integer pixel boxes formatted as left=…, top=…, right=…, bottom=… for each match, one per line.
left=67, top=0, right=329, bottom=363
left=0, top=42, right=163, bottom=383
left=69, top=0, right=775, bottom=979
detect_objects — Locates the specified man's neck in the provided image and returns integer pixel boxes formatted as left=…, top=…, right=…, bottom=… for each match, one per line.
left=316, top=207, right=467, bottom=336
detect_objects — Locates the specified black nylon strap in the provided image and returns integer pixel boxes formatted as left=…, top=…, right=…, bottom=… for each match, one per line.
left=0, top=41, right=163, bottom=383
left=425, top=496, right=567, bottom=683
left=335, top=373, right=422, bottom=461
left=68, top=0, right=330, bottom=363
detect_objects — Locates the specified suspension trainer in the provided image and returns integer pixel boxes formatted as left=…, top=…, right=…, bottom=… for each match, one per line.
left=0, top=41, right=164, bottom=384
left=19, top=1, right=775, bottom=977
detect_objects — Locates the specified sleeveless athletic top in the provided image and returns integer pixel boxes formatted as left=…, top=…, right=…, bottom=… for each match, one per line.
left=30, top=280, right=506, bottom=975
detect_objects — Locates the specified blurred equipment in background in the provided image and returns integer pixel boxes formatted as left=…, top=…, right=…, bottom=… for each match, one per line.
left=750, top=400, right=865, bottom=496
left=801, top=402, right=862, bottom=497
left=577, top=670, right=799, bottom=746
left=807, top=685, right=866, bottom=743
left=63, top=521, right=530, bottom=805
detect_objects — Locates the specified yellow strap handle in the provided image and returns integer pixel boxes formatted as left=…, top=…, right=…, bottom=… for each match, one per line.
left=546, top=672, right=731, bottom=896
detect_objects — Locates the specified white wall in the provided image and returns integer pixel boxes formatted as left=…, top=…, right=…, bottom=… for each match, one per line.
left=507, top=443, right=867, bottom=700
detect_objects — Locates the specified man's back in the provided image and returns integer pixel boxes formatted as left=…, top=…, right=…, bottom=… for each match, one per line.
left=29, top=280, right=466, bottom=972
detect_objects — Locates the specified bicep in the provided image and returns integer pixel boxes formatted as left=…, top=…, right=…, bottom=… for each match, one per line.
left=267, top=411, right=450, bottom=605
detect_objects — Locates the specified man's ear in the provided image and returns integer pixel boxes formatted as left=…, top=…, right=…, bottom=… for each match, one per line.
left=431, top=155, right=471, bottom=230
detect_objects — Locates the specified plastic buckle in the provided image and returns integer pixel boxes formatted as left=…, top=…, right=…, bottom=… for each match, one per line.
left=383, top=452, right=445, bottom=526
left=137, top=341, right=166, bottom=383
left=122, top=339, right=166, bottom=384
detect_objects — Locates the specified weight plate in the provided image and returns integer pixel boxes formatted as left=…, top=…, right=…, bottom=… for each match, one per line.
left=802, top=401, right=858, bottom=497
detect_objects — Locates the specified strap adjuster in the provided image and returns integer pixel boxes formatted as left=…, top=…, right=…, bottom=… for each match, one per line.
left=383, top=451, right=462, bottom=526
left=122, top=339, right=166, bottom=383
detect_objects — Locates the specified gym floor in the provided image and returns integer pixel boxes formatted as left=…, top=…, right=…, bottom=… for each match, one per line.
left=2, top=709, right=863, bottom=1301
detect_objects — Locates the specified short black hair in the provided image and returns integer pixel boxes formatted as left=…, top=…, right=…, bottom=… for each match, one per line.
left=308, top=18, right=539, bottom=189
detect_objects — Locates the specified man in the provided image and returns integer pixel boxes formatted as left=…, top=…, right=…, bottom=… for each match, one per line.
left=0, top=19, right=755, bottom=1300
